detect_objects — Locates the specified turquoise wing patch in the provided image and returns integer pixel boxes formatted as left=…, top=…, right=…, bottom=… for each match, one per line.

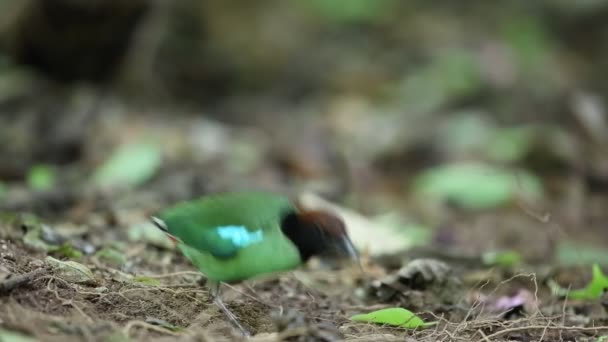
left=216, top=225, right=263, bottom=247
left=182, top=225, right=264, bottom=259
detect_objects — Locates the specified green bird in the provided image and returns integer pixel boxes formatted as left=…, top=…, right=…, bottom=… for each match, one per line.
left=151, top=191, right=358, bottom=335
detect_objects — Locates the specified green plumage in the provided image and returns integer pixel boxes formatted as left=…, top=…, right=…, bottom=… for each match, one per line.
left=157, top=192, right=303, bottom=282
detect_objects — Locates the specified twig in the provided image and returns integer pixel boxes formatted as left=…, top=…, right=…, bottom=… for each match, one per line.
left=142, top=270, right=202, bottom=279
left=46, top=276, right=93, bottom=323
left=122, top=320, right=182, bottom=337
left=477, top=324, right=608, bottom=342
left=477, top=329, right=491, bottom=342
left=223, top=283, right=281, bottom=309
left=0, top=268, right=47, bottom=294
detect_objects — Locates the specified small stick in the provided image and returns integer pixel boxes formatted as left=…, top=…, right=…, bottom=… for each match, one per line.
left=0, top=268, right=47, bottom=294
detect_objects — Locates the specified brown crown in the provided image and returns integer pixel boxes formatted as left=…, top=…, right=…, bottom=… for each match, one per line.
left=295, top=210, right=347, bottom=237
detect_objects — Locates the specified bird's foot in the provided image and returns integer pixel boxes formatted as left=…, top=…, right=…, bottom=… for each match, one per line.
left=214, top=297, right=251, bottom=337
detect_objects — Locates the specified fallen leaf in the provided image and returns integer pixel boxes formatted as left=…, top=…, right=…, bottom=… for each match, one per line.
left=92, top=142, right=161, bottom=189
left=413, top=162, right=542, bottom=210
left=49, top=243, right=83, bottom=260
left=298, top=193, right=429, bottom=256
left=94, top=247, right=127, bottom=266
left=550, top=264, right=608, bottom=300
left=486, top=127, right=534, bottom=162
left=27, top=164, right=56, bottom=191
left=46, top=256, right=96, bottom=284
left=482, top=250, right=523, bottom=267
left=351, top=307, right=426, bottom=329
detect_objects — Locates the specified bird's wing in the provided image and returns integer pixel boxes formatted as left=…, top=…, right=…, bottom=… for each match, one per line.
left=159, top=192, right=293, bottom=259
left=161, top=214, right=248, bottom=259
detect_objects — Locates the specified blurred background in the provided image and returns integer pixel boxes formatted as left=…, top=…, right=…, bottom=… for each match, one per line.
left=1, top=0, right=608, bottom=264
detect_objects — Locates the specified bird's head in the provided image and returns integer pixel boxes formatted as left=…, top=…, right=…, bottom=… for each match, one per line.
left=280, top=209, right=358, bottom=264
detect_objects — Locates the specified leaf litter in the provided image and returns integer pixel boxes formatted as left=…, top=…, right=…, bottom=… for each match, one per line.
left=1, top=109, right=608, bottom=342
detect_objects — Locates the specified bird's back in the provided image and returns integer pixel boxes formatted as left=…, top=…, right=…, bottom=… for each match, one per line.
left=158, top=192, right=303, bottom=281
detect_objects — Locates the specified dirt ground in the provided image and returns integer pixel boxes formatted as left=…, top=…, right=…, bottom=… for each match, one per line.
left=1, top=111, right=607, bottom=342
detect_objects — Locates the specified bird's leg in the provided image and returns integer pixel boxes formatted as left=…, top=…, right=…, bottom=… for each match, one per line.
left=209, top=281, right=251, bottom=337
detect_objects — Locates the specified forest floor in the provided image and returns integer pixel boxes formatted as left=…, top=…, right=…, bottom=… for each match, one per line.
left=1, top=106, right=608, bottom=342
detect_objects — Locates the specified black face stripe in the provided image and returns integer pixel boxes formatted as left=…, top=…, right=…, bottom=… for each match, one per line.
left=280, top=210, right=320, bottom=261
left=151, top=216, right=168, bottom=232
left=281, top=210, right=349, bottom=262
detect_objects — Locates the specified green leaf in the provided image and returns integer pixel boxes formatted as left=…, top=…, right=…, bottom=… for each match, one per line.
left=132, top=276, right=161, bottom=286
left=46, top=256, right=96, bottom=284
left=482, top=250, right=523, bottom=267
left=502, top=17, right=552, bottom=74
left=27, top=164, right=55, bottom=191
left=48, top=243, right=83, bottom=259
left=398, top=50, right=481, bottom=114
left=0, top=328, right=37, bottom=342
left=94, top=247, right=126, bottom=266
left=551, top=264, right=608, bottom=300
left=350, top=308, right=426, bottom=329
left=438, top=112, right=495, bottom=156
left=413, top=163, right=542, bottom=210
left=569, top=264, right=608, bottom=300
left=486, top=127, right=534, bottom=163
left=92, top=142, right=161, bottom=189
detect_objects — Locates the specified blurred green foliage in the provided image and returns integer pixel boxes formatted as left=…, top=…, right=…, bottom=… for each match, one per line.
left=501, top=16, right=553, bottom=76
left=482, top=250, right=523, bottom=267
left=397, top=50, right=482, bottom=114
left=27, top=165, right=56, bottom=191
left=413, top=163, right=542, bottom=210
left=557, top=242, right=608, bottom=266
left=306, top=0, right=397, bottom=23
left=50, top=243, right=83, bottom=259
left=486, top=127, right=534, bottom=163
left=94, top=247, right=127, bottom=266
left=92, top=142, right=162, bottom=189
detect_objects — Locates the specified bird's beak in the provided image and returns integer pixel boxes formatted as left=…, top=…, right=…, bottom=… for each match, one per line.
left=341, top=236, right=358, bottom=261
left=339, top=236, right=364, bottom=272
